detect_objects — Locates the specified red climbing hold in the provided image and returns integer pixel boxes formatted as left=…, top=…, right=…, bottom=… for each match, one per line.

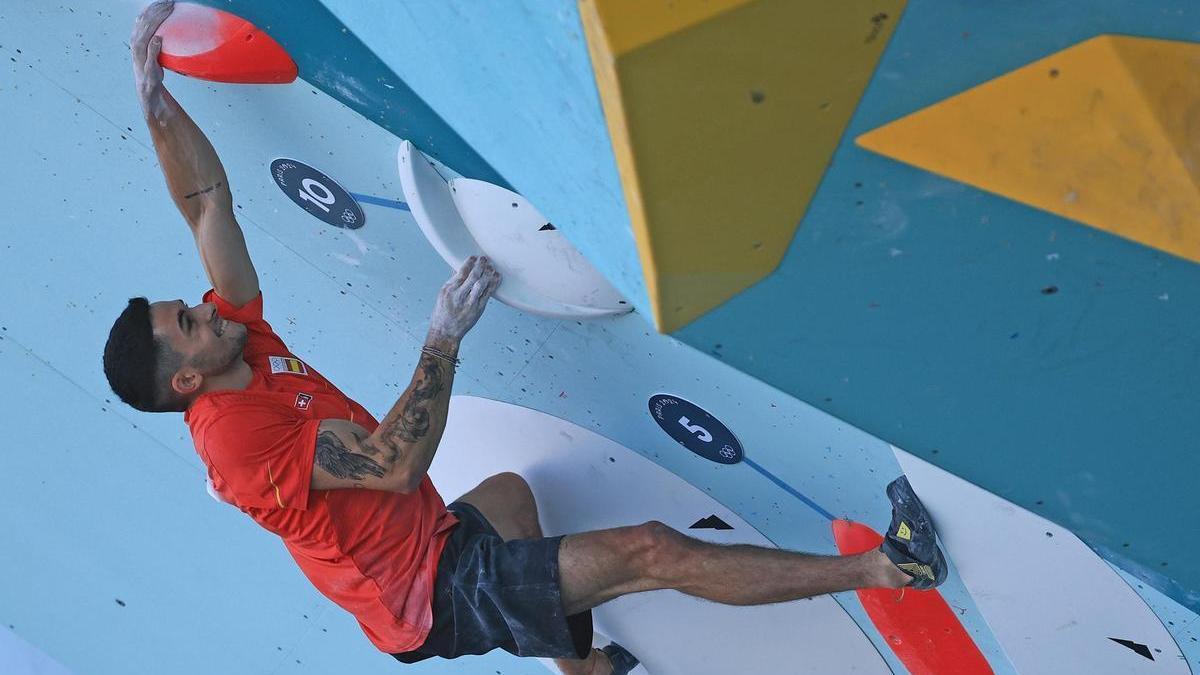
left=156, top=3, right=297, bottom=84
left=832, top=519, right=993, bottom=675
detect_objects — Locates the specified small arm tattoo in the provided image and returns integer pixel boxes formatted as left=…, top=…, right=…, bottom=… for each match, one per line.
left=183, top=181, right=223, bottom=199
left=315, top=430, right=386, bottom=481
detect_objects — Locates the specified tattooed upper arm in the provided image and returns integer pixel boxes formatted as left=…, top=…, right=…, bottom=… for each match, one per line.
left=311, top=419, right=410, bottom=493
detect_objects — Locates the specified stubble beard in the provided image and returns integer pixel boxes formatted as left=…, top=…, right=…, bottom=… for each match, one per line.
left=195, top=323, right=249, bottom=376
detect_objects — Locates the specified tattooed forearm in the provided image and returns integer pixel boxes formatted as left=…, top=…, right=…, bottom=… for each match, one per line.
left=386, top=355, right=445, bottom=445
left=366, top=346, right=457, bottom=491
left=316, top=430, right=386, bottom=481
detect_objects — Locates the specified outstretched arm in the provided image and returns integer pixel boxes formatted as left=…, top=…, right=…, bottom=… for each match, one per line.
left=132, top=0, right=259, bottom=307
left=312, top=257, right=502, bottom=494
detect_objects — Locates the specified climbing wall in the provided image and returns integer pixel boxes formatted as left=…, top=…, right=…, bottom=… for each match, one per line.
left=313, top=0, right=1200, bottom=615
left=1, top=1, right=1197, bottom=674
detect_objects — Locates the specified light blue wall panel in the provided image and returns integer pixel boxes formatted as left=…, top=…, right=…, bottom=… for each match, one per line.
left=1113, top=564, right=1200, bottom=671
left=0, top=3, right=550, bottom=672
left=318, top=1, right=651, bottom=316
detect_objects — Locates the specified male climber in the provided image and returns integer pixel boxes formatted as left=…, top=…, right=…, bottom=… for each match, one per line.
left=104, top=3, right=948, bottom=673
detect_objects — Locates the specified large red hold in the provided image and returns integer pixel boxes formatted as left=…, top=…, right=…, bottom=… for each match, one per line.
left=832, top=519, right=993, bottom=674
left=156, top=3, right=296, bottom=84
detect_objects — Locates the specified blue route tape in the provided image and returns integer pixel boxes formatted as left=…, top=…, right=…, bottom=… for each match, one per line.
left=348, top=192, right=410, bottom=212
left=742, top=456, right=837, bottom=522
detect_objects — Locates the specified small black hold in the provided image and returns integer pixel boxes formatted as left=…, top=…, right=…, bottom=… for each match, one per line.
left=511, top=202, right=519, bottom=208
left=539, top=223, right=556, bottom=231
left=1109, top=638, right=1154, bottom=661
left=750, top=90, right=766, bottom=104
left=1045, top=531, right=1053, bottom=537
left=1035, top=499, right=1044, bottom=505
left=115, top=598, right=126, bottom=607
left=690, top=515, right=734, bottom=530
left=854, top=182, right=863, bottom=188
left=1049, top=68, right=1060, bottom=78
left=608, top=457, right=616, bottom=463
left=1041, top=285, right=1059, bottom=295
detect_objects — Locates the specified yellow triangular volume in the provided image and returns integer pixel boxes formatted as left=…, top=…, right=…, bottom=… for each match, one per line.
left=857, top=35, right=1200, bottom=264
left=582, top=0, right=908, bottom=331
left=896, top=521, right=912, bottom=541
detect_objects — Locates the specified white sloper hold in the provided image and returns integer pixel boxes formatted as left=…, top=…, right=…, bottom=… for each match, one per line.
left=397, top=140, right=630, bottom=319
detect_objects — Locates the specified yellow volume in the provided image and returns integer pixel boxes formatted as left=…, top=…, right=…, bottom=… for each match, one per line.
left=858, top=35, right=1200, bottom=265
left=581, top=0, right=906, bottom=331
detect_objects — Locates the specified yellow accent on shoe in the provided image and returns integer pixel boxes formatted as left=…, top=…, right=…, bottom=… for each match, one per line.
left=897, top=562, right=934, bottom=580
left=896, top=521, right=912, bottom=541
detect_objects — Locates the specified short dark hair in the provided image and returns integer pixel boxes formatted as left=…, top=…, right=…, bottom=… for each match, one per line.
left=103, top=297, right=186, bottom=413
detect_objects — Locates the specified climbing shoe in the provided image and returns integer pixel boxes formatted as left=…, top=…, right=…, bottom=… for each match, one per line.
left=880, top=475, right=948, bottom=590
left=599, top=642, right=640, bottom=675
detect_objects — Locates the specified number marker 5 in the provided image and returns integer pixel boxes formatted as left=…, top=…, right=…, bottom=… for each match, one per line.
left=678, top=416, right=713, bottom=443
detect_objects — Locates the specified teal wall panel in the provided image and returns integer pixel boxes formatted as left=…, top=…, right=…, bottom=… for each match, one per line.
left=674, top=0, right=1200, bottom=610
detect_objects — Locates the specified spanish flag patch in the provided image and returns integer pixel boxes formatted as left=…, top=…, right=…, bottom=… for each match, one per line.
left=269, top=355, right=309, bottom=376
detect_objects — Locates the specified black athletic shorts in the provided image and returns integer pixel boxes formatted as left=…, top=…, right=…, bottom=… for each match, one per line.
left=391, top=501, right=593, bottom=663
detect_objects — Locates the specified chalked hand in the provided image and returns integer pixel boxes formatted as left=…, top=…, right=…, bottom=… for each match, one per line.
left=131, top=1, right=174, bottom=109
left=428, top=256, right=502, bottom=345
